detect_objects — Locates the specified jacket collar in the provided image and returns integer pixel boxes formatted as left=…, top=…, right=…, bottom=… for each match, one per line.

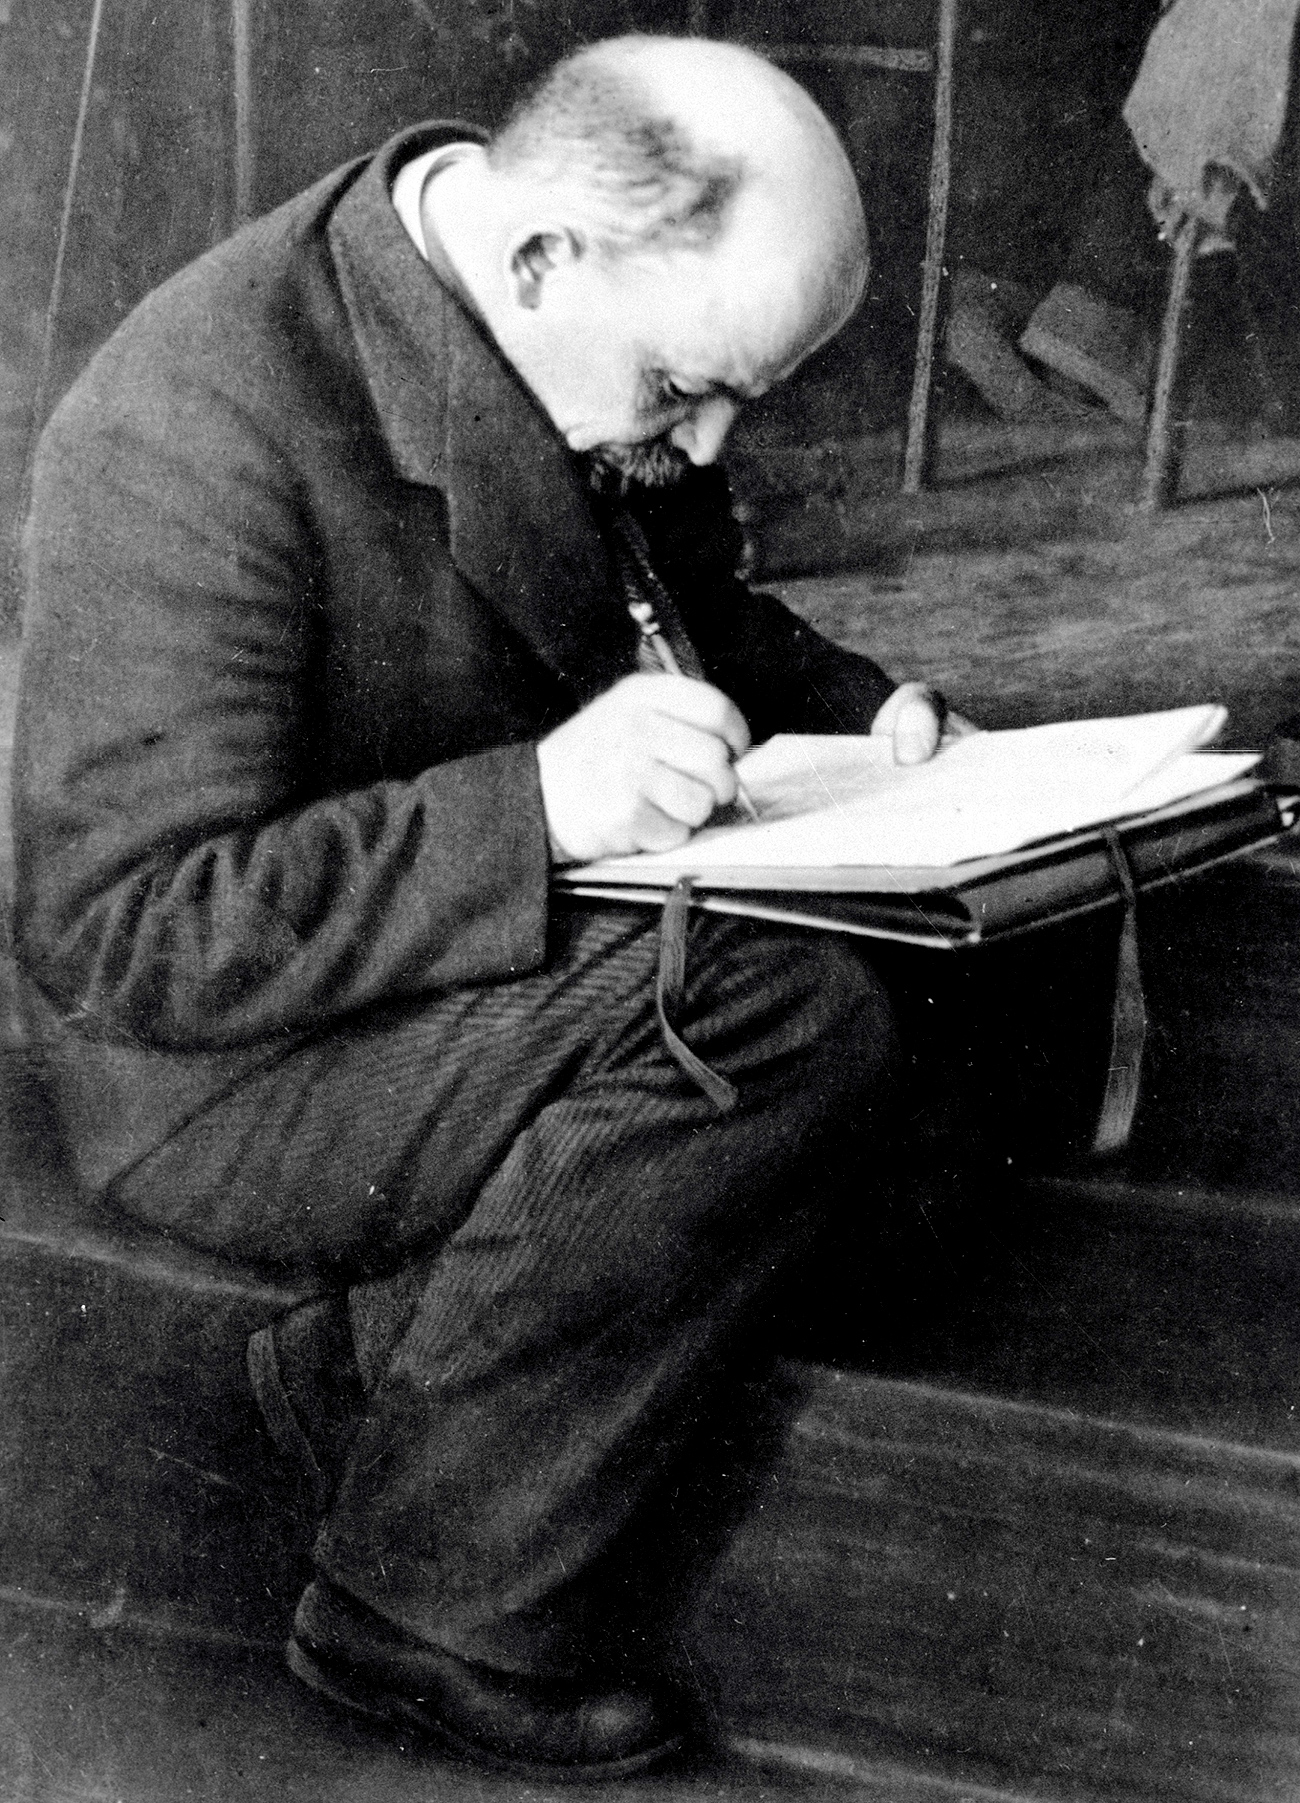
left=327, top=123, right=634, bottom=703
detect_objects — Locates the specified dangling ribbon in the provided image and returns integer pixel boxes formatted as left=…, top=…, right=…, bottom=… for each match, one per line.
left=654, top=877, right=738, bottom=1114
left=1091, top=830, right=1149, bottom=1157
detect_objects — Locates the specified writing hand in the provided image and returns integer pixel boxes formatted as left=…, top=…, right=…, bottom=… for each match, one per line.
left=537, top=673, right=752, bottom=863
left=871, top=681, right=979, bottom=766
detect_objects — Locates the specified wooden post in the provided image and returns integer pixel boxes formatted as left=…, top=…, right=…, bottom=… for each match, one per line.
left=231, top=0, right=254, bottom=228
left=1139, top=217, right=1199, bottom=512
left=901, top=0, right=959, bottom=496
left=12, top=0, right=108, bottom=604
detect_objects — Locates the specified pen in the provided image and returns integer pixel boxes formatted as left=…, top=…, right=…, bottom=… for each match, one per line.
left=627, top=599, right=761, bottom=822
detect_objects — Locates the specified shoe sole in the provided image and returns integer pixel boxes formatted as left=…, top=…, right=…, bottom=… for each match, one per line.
left=285, top=1636, right=686, bottom=1783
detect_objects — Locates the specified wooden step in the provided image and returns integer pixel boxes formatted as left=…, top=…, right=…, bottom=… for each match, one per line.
left=8, top=1218, right=1298, bottom=1803
left=6, top=1149, right=1298, bottom=1798
left=0, top=1162, right=314, bottom=1645
left=695, top=1363, right=1300, bottom=1803
left=798, top=1167, right=1300, bottom=1453
left=0, top=1581, right=1082, bottom=1803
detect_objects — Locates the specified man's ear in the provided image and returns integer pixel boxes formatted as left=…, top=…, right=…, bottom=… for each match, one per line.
left=508, top=227, right=582, bottom=310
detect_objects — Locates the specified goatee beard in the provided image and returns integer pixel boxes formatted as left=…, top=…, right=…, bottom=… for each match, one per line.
left=584, top=438, right=693, bottom=495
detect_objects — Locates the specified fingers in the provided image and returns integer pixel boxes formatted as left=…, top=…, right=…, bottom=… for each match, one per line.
left=872, top=680, right=944, bottom=765
left=894, top=701, right=942, bottom=765
left=870, top=681, right=976, bottom=766
left=639, top=673, right=750, bottom=760
left=536, top=674, right=751, bottom=863
left=626, top=797, right=697, bottom=854
left=943, top=709, right=981, bottom=741
left=640, top=712, right=739, bottom=812
left=640, top=756, right=727, bottom=832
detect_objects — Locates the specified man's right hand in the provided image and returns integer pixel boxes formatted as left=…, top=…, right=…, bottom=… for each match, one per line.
left=536, top=673, right=751, bottom=864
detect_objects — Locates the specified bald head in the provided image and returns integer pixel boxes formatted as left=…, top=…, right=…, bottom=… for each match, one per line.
left=489, top=34, right=868, bottom=333
left=422, top=37, right=869, bottom=486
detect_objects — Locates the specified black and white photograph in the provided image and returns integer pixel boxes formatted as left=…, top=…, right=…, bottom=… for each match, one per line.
left=3, top=3, right=1300, bottom=1799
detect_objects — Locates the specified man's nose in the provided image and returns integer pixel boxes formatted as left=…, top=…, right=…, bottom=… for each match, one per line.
left=670, top=397, right=739, bottom=465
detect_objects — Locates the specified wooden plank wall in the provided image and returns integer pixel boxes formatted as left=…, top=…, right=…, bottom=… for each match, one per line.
left=1, top=0, right=695, bottom=389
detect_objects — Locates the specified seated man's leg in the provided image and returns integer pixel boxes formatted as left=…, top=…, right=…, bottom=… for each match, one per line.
left=110, top=903, right=896, bottom=1710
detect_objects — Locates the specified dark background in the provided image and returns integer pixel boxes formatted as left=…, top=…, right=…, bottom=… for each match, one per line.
left=0, top=0, right=1190, bottom=583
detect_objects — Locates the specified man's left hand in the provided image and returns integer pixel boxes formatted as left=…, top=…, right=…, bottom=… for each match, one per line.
left=871, top=681, right=978, bottom=765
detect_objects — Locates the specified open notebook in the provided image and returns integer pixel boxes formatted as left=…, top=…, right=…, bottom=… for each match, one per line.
left=556, top=704, right=1296, bottom=948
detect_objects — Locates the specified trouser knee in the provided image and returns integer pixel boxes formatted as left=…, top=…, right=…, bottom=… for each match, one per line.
left=679, top=916, right=898, bottom=1114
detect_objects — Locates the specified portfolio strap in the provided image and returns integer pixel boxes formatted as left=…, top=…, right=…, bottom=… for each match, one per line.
left=1091, top=830, right=1149, bottom=1157
left=652, top=842, right=1151, bottom=1146
left=655, top=877, right=738, bottom=1114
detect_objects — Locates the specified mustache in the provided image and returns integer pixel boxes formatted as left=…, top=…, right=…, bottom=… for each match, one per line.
left=584, top=438, right=693, bottom=495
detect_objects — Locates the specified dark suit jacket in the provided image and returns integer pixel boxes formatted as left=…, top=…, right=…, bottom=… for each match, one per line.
left=13, top=123, right=896, bottom=1196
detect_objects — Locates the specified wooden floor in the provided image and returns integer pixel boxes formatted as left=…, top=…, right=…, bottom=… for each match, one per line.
left=7, top=1242, right=1300, bottom=1803
left=760, top=421, right=1300, bottom=751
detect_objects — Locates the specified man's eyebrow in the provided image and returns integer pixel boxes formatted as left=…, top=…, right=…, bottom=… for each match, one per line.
left=694, top=377, right=758, bottom=405
left=654, top=371, right=761, bottom=405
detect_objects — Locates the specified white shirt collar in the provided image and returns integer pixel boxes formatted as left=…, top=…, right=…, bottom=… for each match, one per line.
left=390, top=143, right=475, bottom=260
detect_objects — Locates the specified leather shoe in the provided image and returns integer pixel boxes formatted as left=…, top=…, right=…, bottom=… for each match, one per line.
left=287, top=1577, right=689, bottom=1779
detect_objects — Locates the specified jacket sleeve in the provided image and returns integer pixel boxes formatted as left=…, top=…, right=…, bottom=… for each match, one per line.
left=13, top=364, right=551, bottom=1055
left=690, top=580, right=898, bottom=741
left=626, top=468, right=898, bottom=741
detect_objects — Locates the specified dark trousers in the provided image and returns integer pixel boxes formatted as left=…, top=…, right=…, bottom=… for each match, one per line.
left=110, top=902, right=897, bottom=1676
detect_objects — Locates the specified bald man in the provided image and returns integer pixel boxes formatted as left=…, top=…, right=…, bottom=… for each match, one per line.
left=15, top=35, right=952, bottom=1780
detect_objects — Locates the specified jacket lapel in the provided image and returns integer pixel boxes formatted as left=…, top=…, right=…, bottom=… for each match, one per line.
left=327, top=125, right=635, bottom=707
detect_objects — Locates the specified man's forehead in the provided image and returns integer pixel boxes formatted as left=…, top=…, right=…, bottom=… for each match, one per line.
left=645, top=280, right=826, bottom=398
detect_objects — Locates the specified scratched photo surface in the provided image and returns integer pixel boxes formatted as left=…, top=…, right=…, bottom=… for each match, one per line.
left=5, top=4, right=1300, bottom=1800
